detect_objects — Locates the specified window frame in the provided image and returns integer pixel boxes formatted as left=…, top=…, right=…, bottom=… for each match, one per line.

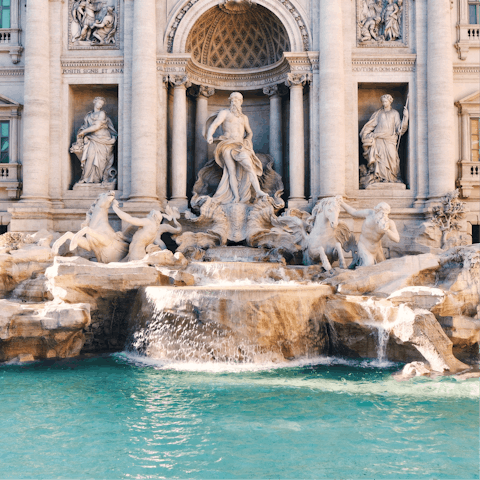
left=469, top=0, right=480, bottom=24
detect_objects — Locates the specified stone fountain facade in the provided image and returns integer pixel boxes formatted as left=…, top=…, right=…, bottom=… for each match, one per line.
left=0, top=0, right=476, bottom=248
left=0, top=0, right=479, bottom=376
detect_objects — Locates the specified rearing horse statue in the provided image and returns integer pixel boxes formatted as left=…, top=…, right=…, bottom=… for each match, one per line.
left=52, top=191, right=129, bottom=263
left=279, top=196, right=353, bottom=271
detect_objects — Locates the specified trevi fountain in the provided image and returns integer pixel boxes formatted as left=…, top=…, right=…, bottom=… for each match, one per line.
left=0, top=0, right=479, bottom=478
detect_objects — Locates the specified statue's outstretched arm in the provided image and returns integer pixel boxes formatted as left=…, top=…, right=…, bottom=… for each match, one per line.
left=340, top=201, right=369, bottom=219
left=112, top=201, right=148, bottom=227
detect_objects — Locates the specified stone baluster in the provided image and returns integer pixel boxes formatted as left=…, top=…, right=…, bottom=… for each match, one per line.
left=263, top=85, right=284, bottom=177
left=130, top=0, right=158, bottom=203
left=194, top=85, right=215, bottom=175
left=319, top=0, right=345, bottom=197
left=21, top=0, right=50, bottom=203
left=286, top=74, right=307, bottom=208
left=427, top=0, right=455, bottom=198
left=170, top=75, right=191, bottom=211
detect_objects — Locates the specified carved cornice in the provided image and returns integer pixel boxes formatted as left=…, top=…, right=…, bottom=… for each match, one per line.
left=352, top=54, right=416, bottom=72
left=61, top=57, right=124, bottom=75
left=453, top=65, right=480, bottom=75
left=158, top=51, right=316, bottom=91
left=0, top=67, right=24, bottom=76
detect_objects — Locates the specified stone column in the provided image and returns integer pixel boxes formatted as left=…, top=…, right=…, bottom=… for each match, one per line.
left=21, top=0, right=50, bottom=203
left=286, top=74, right=307, bottom=208
left=130, top=0, right=158, bottom=203
left=427, top=0, right=455, bottom=199
left=170, top=75, right=191, bottom=211
left=263, top=85, right=283, bottom=176
left=9, top=111, right=18, bottom=165
left=319, top=0, right=345, bottom=197
left=194, top=85, right=215, bottom=175
left=157, top=75, right=168, bottom=204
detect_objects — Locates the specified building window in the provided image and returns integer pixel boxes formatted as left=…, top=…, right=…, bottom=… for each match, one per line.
left=0, top=0, right=10, bottom=29
left=472, top=117, right=479, bottom=162
left=0, top=121, right=8, bottom=163
left=469, top=1, right=480, bottom=24
left=0, top=225, right=7, bottom=235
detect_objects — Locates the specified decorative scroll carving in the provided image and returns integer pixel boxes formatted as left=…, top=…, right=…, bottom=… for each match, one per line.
left=169, top=74, right=192, bottom=88
left=285, top=73, right=309, bottom=87
left=357, top=0, right=408, bottom=48
left=69, top=0, right=120, bottom=50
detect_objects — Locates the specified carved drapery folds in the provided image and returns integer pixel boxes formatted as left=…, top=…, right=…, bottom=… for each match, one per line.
left=357, top=0, right=408, bottom=47
left=69, top=0, right=119, bottom=49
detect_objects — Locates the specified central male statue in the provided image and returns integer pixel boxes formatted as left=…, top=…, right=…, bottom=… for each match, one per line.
left=204, top=92, right=268, bottom=204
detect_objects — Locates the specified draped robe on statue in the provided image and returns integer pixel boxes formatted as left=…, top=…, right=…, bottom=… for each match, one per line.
left=204, top=112, right=263, bottom=204
left=360, top=108, right=407, bottom=184
left=78, top=111, right=117, bottom=184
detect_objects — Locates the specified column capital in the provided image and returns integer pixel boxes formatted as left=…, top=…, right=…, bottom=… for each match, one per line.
left=190, top=85, right=215, bottom=99
left=285, top=73, right=309, bottom=88
left=169, top=74, right=191, bottom=89
left=263, top=84, right=287, bottom=98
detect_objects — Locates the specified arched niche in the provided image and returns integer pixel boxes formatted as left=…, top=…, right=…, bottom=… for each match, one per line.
left=165, top=0, right=310, bottom=55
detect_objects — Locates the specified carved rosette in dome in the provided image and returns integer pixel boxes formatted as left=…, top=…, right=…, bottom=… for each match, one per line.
left=186, top=4, right=290, bottom=70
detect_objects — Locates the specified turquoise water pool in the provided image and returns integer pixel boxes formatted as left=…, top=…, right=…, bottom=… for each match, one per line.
left=0, top=354, right=478, bottom=479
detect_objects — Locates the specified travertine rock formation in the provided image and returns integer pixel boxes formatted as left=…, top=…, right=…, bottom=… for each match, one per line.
left=0, top=300, right=90, bottom=362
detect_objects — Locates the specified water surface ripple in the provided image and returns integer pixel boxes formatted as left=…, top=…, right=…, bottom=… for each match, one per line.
left=0, top=354, right=478, bottom=479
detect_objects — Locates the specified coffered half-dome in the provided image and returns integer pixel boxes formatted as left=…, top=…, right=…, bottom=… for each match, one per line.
left=186, top=5, right=291, bottom=70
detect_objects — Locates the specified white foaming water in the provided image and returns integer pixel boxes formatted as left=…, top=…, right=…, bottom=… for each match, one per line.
left=128, top=287, right=280, bottom=364
left=117, top=352, right=480, bottom=400
left=361, top=298, right=415, bottom=368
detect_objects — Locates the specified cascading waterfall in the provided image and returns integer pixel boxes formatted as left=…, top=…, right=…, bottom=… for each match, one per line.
left=128, top=286, right=278, bottom=364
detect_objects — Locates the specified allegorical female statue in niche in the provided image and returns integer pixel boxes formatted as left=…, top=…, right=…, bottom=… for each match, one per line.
left=359, top=94, right=408, bottom=188
left=70, top=97, right=117, bottom=185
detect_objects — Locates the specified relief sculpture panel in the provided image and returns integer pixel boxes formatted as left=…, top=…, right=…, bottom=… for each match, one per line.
left=69, top=0, right=120, bottom=49
left=357, top=0, right=408, bottom=47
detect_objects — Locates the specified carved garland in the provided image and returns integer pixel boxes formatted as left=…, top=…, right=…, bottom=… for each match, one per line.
left=167, top=0, right=310, bottom=53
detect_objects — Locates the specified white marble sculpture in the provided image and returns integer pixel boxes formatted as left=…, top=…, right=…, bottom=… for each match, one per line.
left=340, top=200, right=400, bottom=267
left=112, top=202, right=182, bottom=262
left=71, top=0, right=117, bottom=45
left=52, top=191, right=129, bottom=263
left=277, top=196, right=353, bottom=271
left=359, top=0, right=383, bottom=42
left=358, top=0, right=404, bottom=44
left=359, top=94, right=408, bottom=187
left=204, top=92, right=268, bottom=204
left=70, top=97, right=117, bottom=186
